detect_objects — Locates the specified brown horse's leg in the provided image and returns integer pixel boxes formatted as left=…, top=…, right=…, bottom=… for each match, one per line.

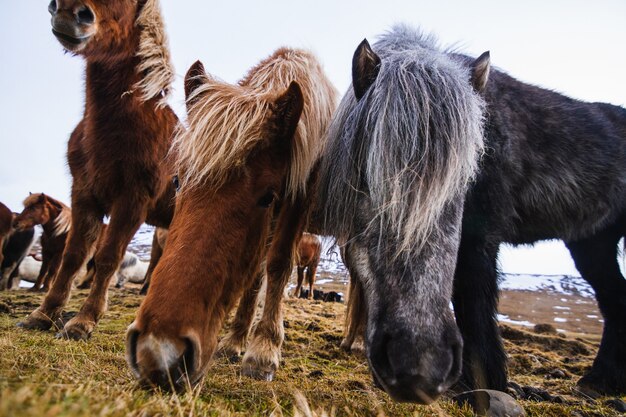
left=294, top=266, right=304, bottom=298
left=42, top=254, right=63, bottom=292
left=18, top=202, right=102, bottom=331
left=219, top=269, right=264, bottom=359
left=306, top=263, right=317, bottom=299
left=340, top=249, right=366, bottom=353
left=343, top=275, right=366, bottom=353
left=242, top=203, right=306, bottom=381
left=139, top=229, right=164, bottom=295
left=59, top=199, right=145, bottom=340
left=31, top=256, right=50, bottom=292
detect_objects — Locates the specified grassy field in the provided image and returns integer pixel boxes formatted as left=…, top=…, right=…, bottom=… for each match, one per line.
left=0, top=288, right=623, bottom=416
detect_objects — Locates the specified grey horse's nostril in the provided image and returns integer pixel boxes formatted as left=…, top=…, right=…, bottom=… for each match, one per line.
left=75, top=6, right=94, bottom=25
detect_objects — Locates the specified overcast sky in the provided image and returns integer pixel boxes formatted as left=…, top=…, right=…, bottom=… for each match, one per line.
left=1, top=0, right=625, bottom=275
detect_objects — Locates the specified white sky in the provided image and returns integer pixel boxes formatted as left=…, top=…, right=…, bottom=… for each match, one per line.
left=1, top=0, right=625, bottom=275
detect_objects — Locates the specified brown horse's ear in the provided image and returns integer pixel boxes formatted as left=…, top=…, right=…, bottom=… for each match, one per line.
left=184, top=60, right=206, bottom=106
left=39, top=193, right=46, bottom=203
left=471, top=51, right=490, bottom=93
left=273, top=81, right=304, bottom=141
left=352, top=39, right=381, bottom=100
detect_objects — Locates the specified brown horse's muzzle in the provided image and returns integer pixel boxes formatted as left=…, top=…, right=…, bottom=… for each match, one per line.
left=126, top=323, right=205, bottom=391
left=48, top=0, right=95, bottom=51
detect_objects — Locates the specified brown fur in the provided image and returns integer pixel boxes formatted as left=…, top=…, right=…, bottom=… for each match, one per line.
left=293, top=233, right=321, bottom=299
left=19, top=0, right=177, bottom=339
left=0, top=202, right=13, bottom=269
left=139, top=227, right=167, bottom=295
left=127, top=49, right=337, bottom=389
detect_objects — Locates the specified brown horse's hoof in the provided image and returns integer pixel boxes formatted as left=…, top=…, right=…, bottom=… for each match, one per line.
left=16, top=308, right=56, bottom=331
left=576, top=373, right=625, bottom=398
left=55, top=318, right=94, bottom=341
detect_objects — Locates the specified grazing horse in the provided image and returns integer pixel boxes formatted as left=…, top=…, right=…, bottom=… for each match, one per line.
left=18, top=0, right=176, bottom=339
left=127, top=49, right=337, bottom=390
left=293, top=232, right=321, bottom=299
left=317, top=27, right=487, bottom=403
left=13, top=193, right=71, bottom=291
left=321, top=25, right=626, bottom=402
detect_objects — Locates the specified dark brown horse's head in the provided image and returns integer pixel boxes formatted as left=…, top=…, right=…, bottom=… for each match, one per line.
left=13, top=193, right=53, bottom=230
left=47, top=0, right=141, bottom=58
left=126, top=60, right=304, bottom=390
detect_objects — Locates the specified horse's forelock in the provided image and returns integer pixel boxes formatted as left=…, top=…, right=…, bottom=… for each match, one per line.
left=319, top=27, right=485, bottom=256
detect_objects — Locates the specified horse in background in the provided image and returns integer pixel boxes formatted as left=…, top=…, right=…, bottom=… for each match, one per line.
left=320, top=25, right=626, bottom=402
left=0, top=202, right=12, bottom=268
left=1, top=224, right=36, bottom=290
left=127, top=49, right=337, bottom=390
left=79, top=251, right=149, bottom=289
left=13, top=193, right=71, bottom=291
left=18, top=0, right=177, bottom=340
left=317, top=27, right=487, bottom=403
left=293, top=233, right=321, bottom=299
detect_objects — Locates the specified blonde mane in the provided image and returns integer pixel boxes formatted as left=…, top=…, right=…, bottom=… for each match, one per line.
left=173, top=48, right=338, bottom=199
left=134, top=0, right=174, bottom=107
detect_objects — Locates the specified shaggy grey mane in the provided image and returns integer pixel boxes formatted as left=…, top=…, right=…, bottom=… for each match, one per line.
left=318, top=24, right=485, bottom=256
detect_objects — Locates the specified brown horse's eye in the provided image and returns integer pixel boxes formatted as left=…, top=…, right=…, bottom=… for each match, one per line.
left=257, top=190, right=276, bottom=208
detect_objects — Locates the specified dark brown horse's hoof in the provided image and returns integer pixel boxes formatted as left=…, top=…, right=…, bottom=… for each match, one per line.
left=16, top=309, right=55, bottom=331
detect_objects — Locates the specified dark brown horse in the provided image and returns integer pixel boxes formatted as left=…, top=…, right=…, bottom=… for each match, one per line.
left=0, top=202, right=12, bottom=269
left=126, top=49, right=337, bottom=390
left=14, top=193, right=72, bottom=291
left=18, top=0, right=176, bottom=340
left=293, top=233, right=321, bottom=299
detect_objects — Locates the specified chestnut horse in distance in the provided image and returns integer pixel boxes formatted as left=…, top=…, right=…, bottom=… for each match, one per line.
left=127, top=49, right=337, bottom=390
left=18, top=0, right=176, bottom=339
left=13, top=193, right=72, bottom=291
left=293, top=232, right=321, bottom=299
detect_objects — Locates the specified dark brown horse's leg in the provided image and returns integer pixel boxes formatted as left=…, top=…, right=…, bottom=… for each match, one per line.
left=59, top=199, right=145, bottom=340
left=139, top=229, right=164, bottom=295
left=18, top=200, right=102, bottom=331
left=294, top=266, right=304, bottom=298
left=219, top=269, right=264, bottom=359
left=242, top=202, right=306, bottom=381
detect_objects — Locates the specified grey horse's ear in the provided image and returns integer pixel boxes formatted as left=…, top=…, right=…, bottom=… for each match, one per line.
left=352, top=39, right=381, bottom=100
left=184, top=60, right=206, bottom=104
left=471, top=51, right=490, bottom=93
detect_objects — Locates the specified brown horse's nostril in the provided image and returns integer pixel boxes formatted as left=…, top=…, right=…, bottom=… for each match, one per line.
left=48, top=0, right=57, bottom=14
left=125, top=326, right=141, bottom=378
left=75, top=6, right=94, bottom=25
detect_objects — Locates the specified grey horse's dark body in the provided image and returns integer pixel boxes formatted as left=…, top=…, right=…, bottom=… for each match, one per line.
left=318, top=24, right=626, bottom=403
left=454, top=57, right=626, bottom=394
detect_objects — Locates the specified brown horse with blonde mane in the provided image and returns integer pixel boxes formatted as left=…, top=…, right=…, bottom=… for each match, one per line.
left=293, top=232, right=321, bottom=299
left=127, top=49, right=337, bottom=389
left=18, top=0, right=176, bottom=339
left=14, top=193, right=72, bottom=291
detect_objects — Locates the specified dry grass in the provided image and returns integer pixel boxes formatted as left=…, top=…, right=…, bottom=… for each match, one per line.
left=0, top=288, right=622, bottom=416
